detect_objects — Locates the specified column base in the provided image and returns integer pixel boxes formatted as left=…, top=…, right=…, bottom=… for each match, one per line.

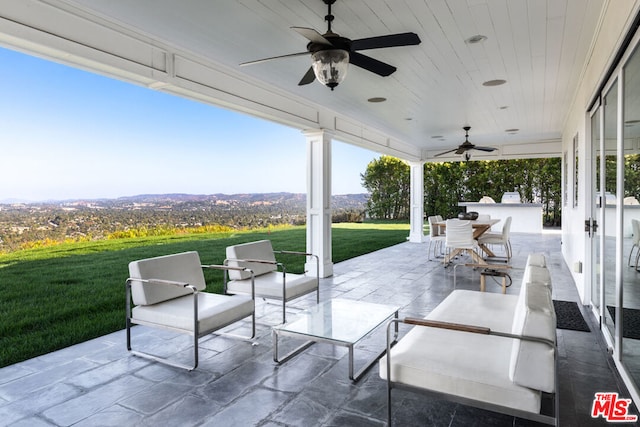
left=408, top=232, right=426, bottom=243
left=306, top=261, right=333, bottom=278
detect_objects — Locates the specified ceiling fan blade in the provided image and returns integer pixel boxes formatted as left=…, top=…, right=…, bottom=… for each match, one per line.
left=291, top=27, right=332, bottom=45
left=240, top=51, right=309, bottom=66
left=351, top=32, right=421, bottom=51
left=455, top=147, right=468, bottom=155
left=349, top=51, right=396, bottom=76
left=298, top=67, right=316, bottom=86
left=474, top=146, right=497, bottom=152
left=433, top=149, right=458, bottom=158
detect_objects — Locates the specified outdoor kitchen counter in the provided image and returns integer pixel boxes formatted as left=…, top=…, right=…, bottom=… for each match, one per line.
left=458, top=202, right=543, bottom=233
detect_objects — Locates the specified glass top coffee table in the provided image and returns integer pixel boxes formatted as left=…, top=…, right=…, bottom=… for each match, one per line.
left=273, top=298, right=400, bottom=381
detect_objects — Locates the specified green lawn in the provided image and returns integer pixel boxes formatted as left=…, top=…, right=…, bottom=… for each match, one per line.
left=0, top=222, right=409, bottom=368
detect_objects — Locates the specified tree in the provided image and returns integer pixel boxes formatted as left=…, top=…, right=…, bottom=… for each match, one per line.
left=360, top=156, right=410, bottom=219
left=424, top=162, right=466, bottom=220
left=361, top=155, right=562, bottom=225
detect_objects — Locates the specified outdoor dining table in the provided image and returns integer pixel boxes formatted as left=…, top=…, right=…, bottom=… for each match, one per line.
left=434, top=218, right=501, bottom=264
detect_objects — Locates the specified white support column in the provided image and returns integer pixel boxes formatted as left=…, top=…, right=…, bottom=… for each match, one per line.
left=304, top=129, right=334, bottom=277
left=408, top=161, right=425, bottom=243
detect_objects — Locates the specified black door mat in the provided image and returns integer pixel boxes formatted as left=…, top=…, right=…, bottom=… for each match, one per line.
left=553, top=300, right=590, bottom=332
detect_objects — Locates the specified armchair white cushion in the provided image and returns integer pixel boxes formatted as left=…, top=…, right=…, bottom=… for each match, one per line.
left=126, top=251, right=255, bottom=370
left=226, top=240, right=278, bottom=280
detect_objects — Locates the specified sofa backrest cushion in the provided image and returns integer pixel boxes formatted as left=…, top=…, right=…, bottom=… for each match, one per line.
left=129, top=251, right=206, bottom=306
left=526, top=253, right=546, bottom=267
left=509, top=281, right=556, bottom=393
left=524, top=265, right=552, bottom=290
left=226, top=240, right=277, bottom=280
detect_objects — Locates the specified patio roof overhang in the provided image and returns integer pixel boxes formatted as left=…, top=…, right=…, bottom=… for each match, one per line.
left=0, top=0, right=608, bottom=162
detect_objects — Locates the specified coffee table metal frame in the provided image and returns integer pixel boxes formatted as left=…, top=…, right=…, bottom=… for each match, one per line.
left=272, top=298, right=399, bottom=381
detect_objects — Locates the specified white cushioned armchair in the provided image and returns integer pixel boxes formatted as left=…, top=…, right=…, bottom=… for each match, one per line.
left=224, top=240, right=319, bottom=323
left=126, top=251, right=255, bottom=370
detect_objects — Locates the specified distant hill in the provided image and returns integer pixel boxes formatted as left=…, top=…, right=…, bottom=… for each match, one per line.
left=0, top=193, right=370, bottom=251
left=113, top=192, right=367, bottom=207
left=1, top=192, right=368, bottom=209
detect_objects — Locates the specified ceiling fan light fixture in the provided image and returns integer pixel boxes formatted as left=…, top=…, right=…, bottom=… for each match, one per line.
left=311, top=49, right=349, bottom=90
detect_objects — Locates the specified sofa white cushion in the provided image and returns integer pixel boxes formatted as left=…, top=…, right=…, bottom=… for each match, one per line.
left=380, top=326, right=541, bottom=413
left=427, top=290, right=518, bottom=333
left=226, top=240, right=277, bottom=280
left=509, top=282, right=556, bottom=393
left=129, top=251, right=206, bottom=306
left=132, top=292, right=254, bottom=333
left=227, top=271, right=317, bottom=300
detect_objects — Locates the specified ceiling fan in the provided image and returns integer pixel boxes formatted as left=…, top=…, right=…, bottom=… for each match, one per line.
left=240, top=0, right=421, bottom=90
left=434, top=126, right=497, bottom=158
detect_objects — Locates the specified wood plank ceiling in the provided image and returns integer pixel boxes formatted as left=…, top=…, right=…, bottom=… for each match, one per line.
left=6, top=0, right=608, bottom=160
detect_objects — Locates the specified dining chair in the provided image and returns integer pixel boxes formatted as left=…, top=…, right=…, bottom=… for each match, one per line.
left=476, top=214, right=491, bottom=230
left=444, top=219, right=480, bottom=266
left=478, top=216, right=512, bottom=260
left=427, top=215, right=445, bottom=261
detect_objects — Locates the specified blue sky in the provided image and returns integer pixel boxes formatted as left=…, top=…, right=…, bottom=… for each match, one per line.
left=0, top=47, right=379, bottom=202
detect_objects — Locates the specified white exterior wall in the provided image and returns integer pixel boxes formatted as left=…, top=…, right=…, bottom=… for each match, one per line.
left=561, top=1, right=640, bottom=303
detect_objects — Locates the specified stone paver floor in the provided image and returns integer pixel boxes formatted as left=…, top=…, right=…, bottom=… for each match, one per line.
left=0, top=231, right=634, bottom=426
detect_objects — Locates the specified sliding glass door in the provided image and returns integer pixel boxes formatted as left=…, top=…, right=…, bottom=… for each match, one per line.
left=591, top=105, right=602, bottom=318
left=590, top=31, right=640, bottom=394
left=602, top=79, right=618, bottom=340
left=622, top=43, right=640, bottom=383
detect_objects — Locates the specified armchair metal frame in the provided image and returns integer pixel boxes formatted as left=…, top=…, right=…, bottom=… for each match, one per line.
left=126, top=264, right=255, bottom=371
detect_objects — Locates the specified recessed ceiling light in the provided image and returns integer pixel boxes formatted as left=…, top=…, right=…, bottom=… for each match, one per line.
left=483, top=79, right=507, bottom=87
left=625, top=119, right=640, bottom=124
left=465, top=35, right=487, bottom=44
left=405, top=117, right=413, bottom=121
left=368, top=97, right=386, bottom=103
left=505, top=128, right=519, bottom=132
left=499, top=106, right=509, bottom=110
left=431, top=135, right=443, bottom=139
